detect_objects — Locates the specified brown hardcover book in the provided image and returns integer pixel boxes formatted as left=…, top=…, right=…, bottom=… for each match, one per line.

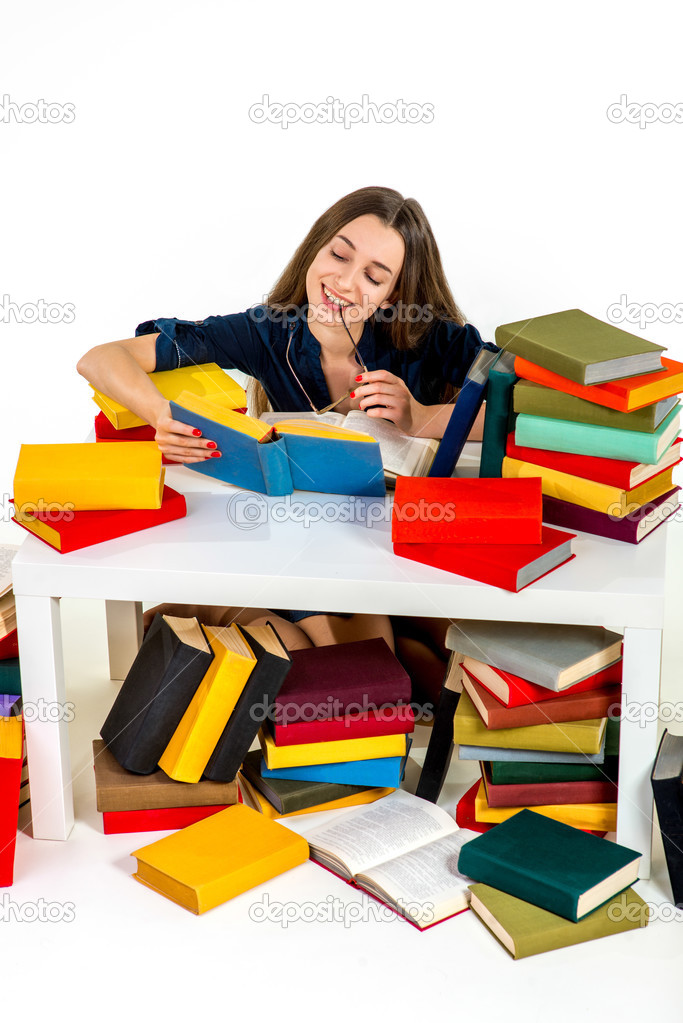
left=462, top=671, right=621, bottom=729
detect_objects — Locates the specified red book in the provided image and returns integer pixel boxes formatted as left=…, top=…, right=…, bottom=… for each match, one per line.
left=0, top=630, right=19, bottom=661
left=461, top=656, right=623, bottom=709
left=94, top=412, right=159, bottom=443
left=506, top=433, right=682, bottom=490
left=272, top=704, right=415, bottom=746
left=481, top=763, right=618, bottom=808
left=0, top=754, right=23, bottom=885
left=456, top=780, right=606, bottom=837
left=462, top=671, right=622, bottom=729
left=11, top=485, right=186, bottom=554
left=391, top=477, right=543, bottom=544
left=393, top=526, right=575, bottom=593
left=101, top=803, right=234, bottom=835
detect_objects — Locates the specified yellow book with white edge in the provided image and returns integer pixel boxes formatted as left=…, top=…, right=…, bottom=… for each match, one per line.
left=0, top=714, right=23, bottom=759
left=237, top=773, right=393, bottom=818
left=474, top=780, right=617, bottom=831
left=93, top=363, right=247, bottom=430
left=259, top=727, right=408, bottom=770
left=159, top=625, right=257, bottom=783
left=502, top=456, right=676, bottom=518
left=13, top=443, right=164, bottom=513
left=131, top=803, right=309, bottom=914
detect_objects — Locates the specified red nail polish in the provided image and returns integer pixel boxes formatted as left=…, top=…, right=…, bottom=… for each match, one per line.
left=355, top=375, right=363, bottom=382
left=207, top=441, right=217, bottom=449
left=350, top=391, right=355, bottom=399
left=211, top=451, right=221, bottom=458
left=192, top=429, right=202, bottom=437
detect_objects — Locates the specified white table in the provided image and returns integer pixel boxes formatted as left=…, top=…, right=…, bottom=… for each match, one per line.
left=12, top=462, right=672, bottom=875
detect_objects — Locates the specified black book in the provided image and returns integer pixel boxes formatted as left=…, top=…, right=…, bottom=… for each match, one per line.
left=203, top=622, right=292, bottom=782
left=415, top=653, right=462, bottom=803
left=651, top=729, right=683, bottom=907
left=240, top=750, right=371, bottom=815
left=100, top=614, right=213, bottom=774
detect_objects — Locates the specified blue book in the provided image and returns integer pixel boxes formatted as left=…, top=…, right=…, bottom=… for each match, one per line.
left=515, top=406, right=680, bottom=464
left=260, top=742, right=410, bottom=788
left=429, top=347, right=499, bottom=477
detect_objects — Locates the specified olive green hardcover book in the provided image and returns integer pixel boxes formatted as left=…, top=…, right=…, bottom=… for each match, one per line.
left=513, top=379, right=679, bottom=433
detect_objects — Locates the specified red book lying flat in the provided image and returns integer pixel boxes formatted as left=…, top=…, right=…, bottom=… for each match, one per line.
left=11, top=485, right=186, bottom=553
left=456, top=780, right=606, bottom=837
left=393, top=526, right=575, bottom=592
left=272, top=704, right=415, bottom=747
left=461, top=656, right=623, bottom=709
left=542, top=488, right=680, bottom=544
left=462, top=671, right=622, bottom=730
left=514, top=355, right=683, bottom=412
left=101, top=803, right=236, bottom=835
left=94, top=412, right=174, bottom=466
left=0, top=630, right=19, bottom=661
left=506, top=433, right=682, bottom=490
left=481, top=763, right=618, bottom=808
left=391, top=477, right=542, bottom=544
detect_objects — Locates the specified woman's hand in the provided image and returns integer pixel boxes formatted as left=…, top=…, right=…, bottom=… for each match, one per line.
left=351, top=370, right=429, bottom=435
left=153, top=401, right=221, bottom=463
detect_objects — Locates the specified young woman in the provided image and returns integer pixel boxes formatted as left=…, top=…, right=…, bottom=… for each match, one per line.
left=77, top=186, right=496, bottom=704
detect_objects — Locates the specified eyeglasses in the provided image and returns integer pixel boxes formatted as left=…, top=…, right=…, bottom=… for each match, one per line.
left=285, top=308, right=369, bottom=415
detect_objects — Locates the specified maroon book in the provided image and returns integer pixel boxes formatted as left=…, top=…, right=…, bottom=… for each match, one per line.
left=481, top=763, right=618, bottom=808
left=542, top=487, right=680, bottom=543
left=455, top=780, right=607, bottom=837
left=273, top=638, right=411, bottom=725
left=0, top=630, right=18, bottom=661
left=272, top=704, right=415, bottom=746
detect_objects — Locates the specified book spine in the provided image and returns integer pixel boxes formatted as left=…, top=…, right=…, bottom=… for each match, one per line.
left=428, top=349, right=495, bottom=477
left=272, top=707, right=415, bottom=746
left=258, top=436, right=294, bottom=496
left=513, top=382, right=658, bottom=432
left=516, top=411, right=678, bottom=463
left=102, top=804, right=230, bottom=834
left=479, top=363, right=518, bottom=478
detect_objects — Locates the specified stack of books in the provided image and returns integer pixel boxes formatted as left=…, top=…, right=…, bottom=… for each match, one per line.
left=391, top=476, right=576, bottom=591
left=496, top=308, right=683, bottom=543
left=0, top=694, right=24, bottom=885
left=0, top=545, right=20, bottom=692
left=245, top=638, right=414, bottom=817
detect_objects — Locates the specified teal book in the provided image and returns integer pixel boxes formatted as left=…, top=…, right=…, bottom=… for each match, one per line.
left=259, top=742, right=410, bottom=788
left=0, top=659, right=21, bottom=696
left=479, top=351, right=518, bottom=477
left=514, top=406, right=680, bottom=464
left=458, top=808, right=641, bottom=921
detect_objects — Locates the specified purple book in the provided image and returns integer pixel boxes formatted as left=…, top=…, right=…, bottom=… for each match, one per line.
left=273, top=638, right=411, bottom=724
left=0, top=694, right=21, bottom=717
left=542, top=487, right=680, bottom=544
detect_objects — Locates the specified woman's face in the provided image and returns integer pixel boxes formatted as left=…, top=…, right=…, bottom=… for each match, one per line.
left=305, top=214, right=405, bottom=328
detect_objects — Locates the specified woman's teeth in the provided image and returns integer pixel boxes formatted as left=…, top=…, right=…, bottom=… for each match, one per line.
left=323, top=285, right=351, bottom=307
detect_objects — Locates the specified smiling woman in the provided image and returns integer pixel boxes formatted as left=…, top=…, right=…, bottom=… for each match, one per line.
left=76, top=186, right=497, bottom=703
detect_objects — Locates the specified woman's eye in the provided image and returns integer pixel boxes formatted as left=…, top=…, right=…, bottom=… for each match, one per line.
left=331, top=250, right=345, bottom=261
left=365, top=273, right=380, bottom=286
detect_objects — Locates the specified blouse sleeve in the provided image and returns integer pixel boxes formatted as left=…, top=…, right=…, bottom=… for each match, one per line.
left=410, top=320, right=498, bottom=405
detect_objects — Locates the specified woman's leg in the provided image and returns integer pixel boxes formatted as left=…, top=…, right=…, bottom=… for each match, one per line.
left=295, top=612, right=395, bottom=651
left=142, top=602, right=314, bottom=651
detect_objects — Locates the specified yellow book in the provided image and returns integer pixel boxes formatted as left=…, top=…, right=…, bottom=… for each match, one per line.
left=13, top=442, right=164, bottom=512
left=474, top=781, right=617, bottom=831
left=259, top=728, right=408, bottom=770
left=502, top=456, right=676, bottom=517
left=237, top=774, right=393, bottom=818
left=92, top=363, right=247, bottom=430
left=131, top=803, right=309, bottom=914
left=159, top=625, right=256, bottom=783
left=453, top=691, right=606, bottom=755
left=0, top=714, right=22, bottom=759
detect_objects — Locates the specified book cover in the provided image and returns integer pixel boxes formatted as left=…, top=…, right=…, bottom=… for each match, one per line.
left=650, top=729, right=683, bottom=907
left=479, top=350, right=518, bottom=478
left=0, top=752, right=23, bottom=886
left=102, top=804, right=232, bottom=834
left=456, top=780, right=495, bottom=834
left=513, top=379, right=679, bottom=432
left=260, top=743, right=410, bottom=788
left=0, top=630, right=19, bottom=661
left=495, top=309, right=665, bottom=385
left=240, top=749, right=375, bottom=813
left=259, top=725, right=408, bottom=770
left=462, top=670, right=621, bottom=729
left=94, top=412, right=176, bottom=466
left=131, top=803, right=309, bottom=914
left=271, top=703, right=414, bottom=747
left=480, top=762, right=618, bottom=807
left=541, top=489, right=681, bottom=544
left=415, top=653, right=462, bottom=803
left=514, top=407, right=680, bottom=464
left=391, top=476, right=543, bottom=544
left=489, top=756, right=619, bottom=785
left=0, top=658, right=21, bottom=696
left=461, top=655, right=623, bottom=709
left=474, top=780, right=617, bottom=839
left=238, top=773, right=393, bottom=819
left=457, top=741, right=606, bottom=765
left=428, top=347, right=499, bottom=477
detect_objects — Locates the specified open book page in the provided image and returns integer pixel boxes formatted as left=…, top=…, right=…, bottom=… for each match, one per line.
left=0, top=544, right=20, bottom=599
left=357, top=829, right=479, bottom=927
left=260, top=411, right=346, bottom=428
left=305, top=789, right=459, bottom=880
left=343, top=412, right=438, bottom=477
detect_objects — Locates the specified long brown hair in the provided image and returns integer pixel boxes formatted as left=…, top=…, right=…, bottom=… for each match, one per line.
left=249, top=186, right=466, bottom=416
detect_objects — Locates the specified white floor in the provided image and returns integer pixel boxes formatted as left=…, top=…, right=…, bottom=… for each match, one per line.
left=6, top=597, right=683, bottom=1020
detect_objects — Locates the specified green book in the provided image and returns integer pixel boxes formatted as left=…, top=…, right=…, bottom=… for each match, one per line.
left=513, top=379, right=679, bottom=434
left=468, top=883, right=649, bottom=958
left=515, top=406, right=680, bottom=464
left=495, top=308, right=665, bottom=385
left=240, top=749, right=371, bottom=814
left=0, top=658, right=21, bottom=696
left=458, top=808, right=641, bottom=921
left=479, top=351, right=517, bottom=478
left=489, top=756, right=619, bottom=786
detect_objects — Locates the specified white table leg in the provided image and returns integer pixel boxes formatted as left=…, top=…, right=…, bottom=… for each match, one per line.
left=617, top=627, right=661, bottom=879
left=104, top=600, right=143, bottom=680
left=15, top=594, right=73, bottom=841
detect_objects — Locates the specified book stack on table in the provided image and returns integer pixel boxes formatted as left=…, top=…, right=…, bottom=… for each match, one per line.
left=495, top=308, right=683, bottom=543
left=0, top=694, right=24, bottom=886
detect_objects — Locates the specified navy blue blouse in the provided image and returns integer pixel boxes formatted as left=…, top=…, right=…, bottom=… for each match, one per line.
left=136, top=306, right=496, bottom=414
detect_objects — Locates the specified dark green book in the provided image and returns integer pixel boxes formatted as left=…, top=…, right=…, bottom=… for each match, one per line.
left=488, top=756, right=619, bottom=786
left=240, top=750, right=372, bottom=814
left=0, top=658, right=21, bottom=696
left=479, top=351, right=517, bottom=478
left=495, top=308, right=665, bottom=385
left=458, top=808, right=641, bottom=921
left=513, top=379, right=679, bottom=433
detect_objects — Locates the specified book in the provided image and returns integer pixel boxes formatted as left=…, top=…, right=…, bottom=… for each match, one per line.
left=259, top=726, right=408, bottom=770
left=515, top=407, right=680, bottom=464
left=445, top=620, right=623, bottom=691
left=458, top=807, right=641, bottom=921
left=130, top=803, right=309, bottom=914
left=273, top=638, right=411, bottom=726
left=0, top=750, right=23, bottom=886
left=169, top=393, right=385, bottom=497
left=0, top=545, right=19, bottom=600
left=305, top=789, right=480, bottom=929
left=502, top=456, right=676, bottom=517
left=240, top=749, right=379, bottom=813
left=0, top=659, right=21, bottom=696
left=92, top=739, right=239, bottom=811
left=13, top=442, right=165, bottom=512
left=650, top=730, right=683, bottom=907
left=514, top=353, right=683, bottom=413
left=415, top=653, right=462, bottom=803
left=271, top=703, right=414, bottom=748
left=203, top=623, right=292, bottom=782
left=11, top=485, right=187, bottom=553
left=394, top=525, right=575, bottom=593
left=541, top=489, right=681, bottom=544
left=513, top=379, right=679, bottom=433
left=100, top=614, right=214, bottom=774
left=468, top=883, right=649, bottom=958
left=456, top=780, right=495, bottom=833
left=495, top=309, right=665, bottom=385
left=93, top=362, right=247, bottom=430
left=0, top=594, right=16, bottom=642
left=453, top=691, right=607, bottom=755
left=102, top=804, right=232, bottom=834
left=158, top=624, right=258, bottom=783
left=391, top=477, right=543, bottom=544
left=461, top=655, right=623, bottom=709
left=457, top=741, right=606, bottom=765
left=462, top=671, right=621, bottom=730
left=428, top=347, right=500, bottom=477
left=474, top=779, right=617, bottom=838
left=94, top=412, right=174, bottom=466
left=260, top=742, right=410, bottom=788
left=506, top=433, right=683, bottom=490
left=489, top=757, right=619, bottom=785
left=479, top=350, right=518, bottom=478
left=0, top=695, right=23, bottom=758
left=237, top=772, right=392, bottom=819
left=480, top=762, right=618, bottom=808
left=0, top=630, right=18, bottom=661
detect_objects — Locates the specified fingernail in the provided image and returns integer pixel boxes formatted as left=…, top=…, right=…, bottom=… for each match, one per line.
left=207, top=441, right=217, bottom=449
left=350, top=392, right=355, bottom=399
left=355, top=375, right=363, bottom=382
left=211, top=451, right=221, bottom=458
left=193, top=429, right=202, bottom=437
